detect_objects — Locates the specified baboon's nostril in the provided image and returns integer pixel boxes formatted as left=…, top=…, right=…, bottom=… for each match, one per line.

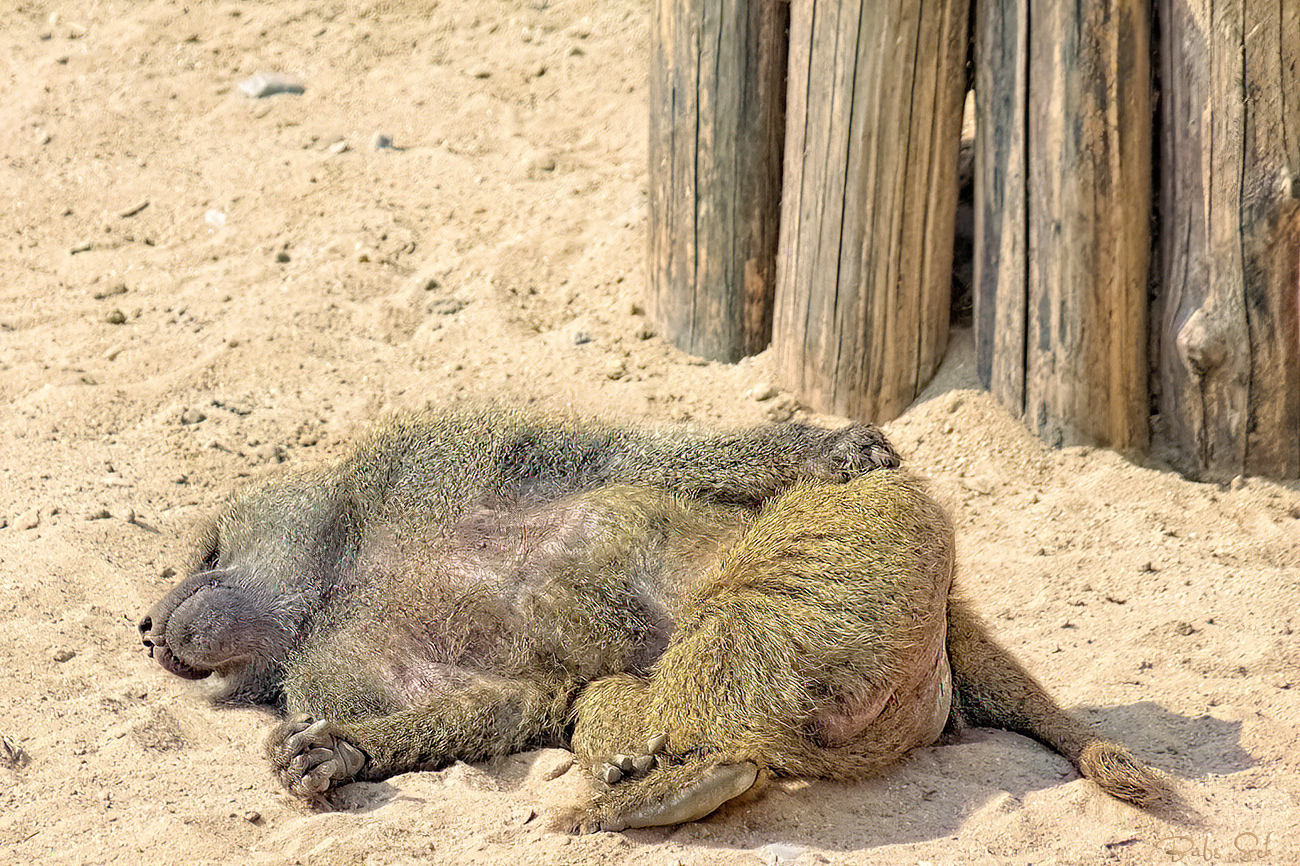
left=138, top=616, right=154, bottom=643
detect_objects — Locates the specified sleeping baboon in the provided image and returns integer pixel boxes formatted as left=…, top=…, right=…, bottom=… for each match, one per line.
left=139, top=408, right=1173, bottom=831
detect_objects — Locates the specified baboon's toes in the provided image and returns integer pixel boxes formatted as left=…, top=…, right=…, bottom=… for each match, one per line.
left=822, top=424, right=902, bottom=479
left=592, top=732, right=667, bottom=787
left=265, top=717, right=366, bottom=798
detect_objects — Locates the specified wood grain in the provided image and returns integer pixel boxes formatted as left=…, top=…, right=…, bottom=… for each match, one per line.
left=1157, top=0, right=1300, bottom=480
left=774, top=0, right=968, bottom=422
left=647, top=0, right=789, bottom=362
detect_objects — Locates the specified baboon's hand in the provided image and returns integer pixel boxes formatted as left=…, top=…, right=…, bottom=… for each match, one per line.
left=813, top=423, right=901, bottom=480
left=265, top=714, right=366, bottom=798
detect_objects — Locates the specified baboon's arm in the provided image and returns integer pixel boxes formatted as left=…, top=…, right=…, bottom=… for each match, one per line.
left=608, top=422, right=900, bottom=505
left=266, top=675, right=574, bottom=796
left=488, top=419, right=901, bottom=508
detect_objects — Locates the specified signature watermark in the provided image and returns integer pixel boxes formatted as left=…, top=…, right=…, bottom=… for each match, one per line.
left=1156, top=832, right=1287, bottom=863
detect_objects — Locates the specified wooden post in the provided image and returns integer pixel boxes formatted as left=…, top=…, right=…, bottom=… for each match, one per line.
left=974, top=0, right=1151, bottom=450
left=1156, top=0, right=1300, bottom=481
left=647, top=0, right=789, bottom=363
left=772, top=0, right=968, bottom=422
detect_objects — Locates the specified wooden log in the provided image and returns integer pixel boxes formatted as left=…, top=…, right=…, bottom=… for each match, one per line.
left=974, top=0, right=1151, bottom=450
left=773, top=0, right=968, bottom=422
left=1156, top=0, right=1300, bottom=481
left=647, top=0, right=789, bottom=363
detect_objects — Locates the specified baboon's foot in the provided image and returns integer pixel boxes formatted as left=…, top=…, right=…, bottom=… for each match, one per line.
left=556, top=759, right=760, bottom=834
left=265, top=714, right=367, bottom=798
left=590, top=731, right=667, bottom=786
left=815, top=424, right=901, bottom=480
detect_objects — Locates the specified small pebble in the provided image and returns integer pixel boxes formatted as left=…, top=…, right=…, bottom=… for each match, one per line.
left=539, top=753, right=574, bottom=781
left=328, top=140, right=350, bottom=155
left=573, top=331, right=593, bottom=346
left=180, top=408, right=206, bottom=425
left=238, top=72, right=305, bottom=98
left=746, top=383, right=778, bottom=402
left=87, top=509, right=111, bottom=521
left=53, top=649, right=76, bottom=663
left=275, top=250, right=290, bottom=263
left=16, top=509, right=39, bottom=531
left=93, top=283, right=128, bottom=300
left=604, top=358, right=628, bottom=380
left=635, top=326, right=655, bottom=341
left=371, top=133, right=394, bottom=150
left=1174, top=621, right=1197, bottom=636
left=243, top=811, right=262, bottom=824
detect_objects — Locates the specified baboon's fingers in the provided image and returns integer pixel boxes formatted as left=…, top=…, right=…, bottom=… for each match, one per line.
left=600, top=762, right=759, bottom=832
left=820, top=424, right=901, bottom=480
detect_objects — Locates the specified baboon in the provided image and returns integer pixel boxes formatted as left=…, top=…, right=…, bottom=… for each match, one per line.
left=139, top=408, right=1173, bottom=832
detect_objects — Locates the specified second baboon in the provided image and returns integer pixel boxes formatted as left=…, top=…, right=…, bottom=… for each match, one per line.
left=139, top=407, right=1173, bottom=831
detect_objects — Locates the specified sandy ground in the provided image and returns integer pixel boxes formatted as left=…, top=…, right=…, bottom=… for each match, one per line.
left=2, top=1, right=1299, bottom=864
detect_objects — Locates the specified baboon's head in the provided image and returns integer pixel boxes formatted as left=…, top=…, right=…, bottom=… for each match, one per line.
left=138, top=472, right=348, bottom=701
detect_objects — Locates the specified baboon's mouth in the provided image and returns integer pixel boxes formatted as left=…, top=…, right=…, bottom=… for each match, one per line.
left=150, top=643, right=213, bottom=680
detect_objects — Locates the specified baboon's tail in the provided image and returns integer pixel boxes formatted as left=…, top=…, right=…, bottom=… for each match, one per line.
left=946, top=594, right=1177, bottom=809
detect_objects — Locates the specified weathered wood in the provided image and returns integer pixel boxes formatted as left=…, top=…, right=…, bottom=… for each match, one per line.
left=974, top=0, right=1151, bottom=451
left=647, top=0, right=789, bottom=363
left=973, top=0, right=1028, bottom=406
left=1157, top=0, right=1300, bottom=481
left=773, top=0, right=968, bottom=422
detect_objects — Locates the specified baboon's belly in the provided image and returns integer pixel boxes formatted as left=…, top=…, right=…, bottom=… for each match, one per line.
left=367, top=489, right=748, bottom=695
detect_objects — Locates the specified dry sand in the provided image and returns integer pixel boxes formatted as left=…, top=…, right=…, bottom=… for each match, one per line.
left=2, top=1, right=1298, bottom=863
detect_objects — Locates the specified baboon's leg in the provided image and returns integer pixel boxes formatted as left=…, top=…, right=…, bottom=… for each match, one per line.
left=266, top=675, right=572, bottom=797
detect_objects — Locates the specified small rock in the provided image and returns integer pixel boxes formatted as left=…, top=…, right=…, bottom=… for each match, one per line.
left=87, top=509, right=111, bottom=521
left=204, top=210, right=227, bottom=229
left=1, top=735, right=29, bottom=770
left=180, top=408, right=206, bottom=425
left=758, top=842, right=809, bottom=866
left=573, top=331, right=593, bottom=346
left=105, top=309, right=127, bottom=325
left=238, top=72, right=305, bottom=98
left=16, top=509, right=39, bottom=531
left=371, top=133, right=394, bottom=151
left=604, top=358, right=628, bottom=380
left=275, top=250, right=290, bottom=263
left=328, top=139, right=350, bottom=155
left=1290, top=504, right=1300, bottom=519
left=430, top=298, right=466, bottom=315
left=93, top=283, right=128, bottom=300
left=634, top=326, right=655, bottom=341
left=567, top=45, right=585, bottom=57
left=70, top=241, right=93, bottom=254
left=53, top=649, right=76, bottom=663
left=745, top=383, right=779, bottom=402
left=628, top=301, right=645, bottom=316
left=1174, top=621, right=1197, bottom=636
left=242, top=811, right=262, bottom=824
left=252, top=444, right=287, bottom=464
left=539, top=753, right=575, bottom=781
left=470, top=66, right=492, bottom=79
left=1230, top=474, right=1247, bottom=491
left=161, top=566, right=177, bottom=579
left=104, top=343, right=126, bottom=361
left=764, top=395, right=799, bottom=423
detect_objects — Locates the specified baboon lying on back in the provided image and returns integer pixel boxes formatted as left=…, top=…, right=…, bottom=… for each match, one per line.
left=139, top=408, right=1173, bottom=831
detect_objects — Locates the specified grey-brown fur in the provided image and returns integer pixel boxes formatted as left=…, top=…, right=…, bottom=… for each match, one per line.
left=139, top=407, right=1173, bottom=831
